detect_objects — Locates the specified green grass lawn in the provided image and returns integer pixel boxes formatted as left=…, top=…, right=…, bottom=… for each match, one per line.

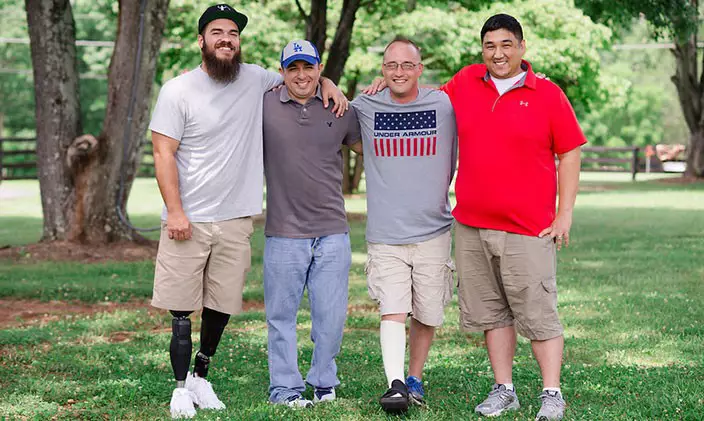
left=0, top=176, right=703, bottom=419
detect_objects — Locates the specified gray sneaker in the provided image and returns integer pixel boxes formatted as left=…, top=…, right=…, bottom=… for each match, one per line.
left=535, top=390, right=565, bottom=420
left=475, top=384, right=520, bottom=416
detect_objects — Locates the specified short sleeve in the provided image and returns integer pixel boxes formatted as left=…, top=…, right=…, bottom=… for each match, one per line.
left=551, top=90, right=588, bottom=155
left=149, top=81, right=186, bottom=141
left=257, top=66, right=283, bottom=92
left=440, top=66, right=470, bottom=105
left=343, top=107, right=361, bottom=146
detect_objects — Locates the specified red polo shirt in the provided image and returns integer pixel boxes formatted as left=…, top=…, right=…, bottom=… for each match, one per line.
left=441, top=61, right=587, bottom=236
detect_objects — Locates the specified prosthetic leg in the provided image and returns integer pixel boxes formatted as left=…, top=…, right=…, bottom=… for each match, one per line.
left=170, top=311, right=193, bottom=387
left=169, top=311, right=197, bottom=418
left=184, top=307, right=231, bottom=410
left=194, top=307, right=231, bottom=378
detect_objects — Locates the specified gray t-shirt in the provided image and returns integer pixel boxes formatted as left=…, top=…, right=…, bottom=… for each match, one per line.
left=352, top=88, right=457, bottom=244
left=149, top=64, right=282, bottom=222
left=263, top=87, right=361, bottom=238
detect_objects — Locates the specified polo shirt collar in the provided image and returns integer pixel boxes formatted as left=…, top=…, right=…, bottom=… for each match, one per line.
left=279, top=85, right=323, bottom=103
left=473, top=60, right=537, bottom=90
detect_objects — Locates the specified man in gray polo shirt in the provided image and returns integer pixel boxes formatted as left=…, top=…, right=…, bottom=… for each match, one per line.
left=262, top=40, right=361, bottom=408
left=352, top=37, right=457, bottom=413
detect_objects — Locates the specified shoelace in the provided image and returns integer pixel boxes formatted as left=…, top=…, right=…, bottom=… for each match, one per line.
left=486, top=388, right=514, bottom=406
left=539, top=393, right=562, bottom=411
left=407, top=379, right=424, bottom=394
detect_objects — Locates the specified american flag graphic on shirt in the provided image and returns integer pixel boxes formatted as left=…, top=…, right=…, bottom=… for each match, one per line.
left=373, top=110, right=438, bottom=157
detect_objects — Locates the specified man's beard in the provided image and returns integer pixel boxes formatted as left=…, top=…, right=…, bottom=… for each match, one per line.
left=201, top=40, right=242, bottom=84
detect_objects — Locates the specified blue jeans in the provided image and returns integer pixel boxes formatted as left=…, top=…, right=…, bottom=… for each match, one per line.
left=264, top=233, right=351, bottom=403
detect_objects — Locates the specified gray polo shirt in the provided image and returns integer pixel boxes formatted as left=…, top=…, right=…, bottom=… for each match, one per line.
left=263, top=87, right=361, bottom=238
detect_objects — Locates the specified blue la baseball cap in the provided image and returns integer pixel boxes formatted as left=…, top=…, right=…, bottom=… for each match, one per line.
left=280, top=40, right=321, bottom=68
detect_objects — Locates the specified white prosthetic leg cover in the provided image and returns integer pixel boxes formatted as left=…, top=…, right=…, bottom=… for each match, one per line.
left=185, top=372, right=226, bottom=410
left=170, top=387, right=197, bottom=419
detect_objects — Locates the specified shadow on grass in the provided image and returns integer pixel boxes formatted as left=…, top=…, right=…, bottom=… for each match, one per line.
left=1, top=205, right=703, bottom=418
left=1, top=307, right=702, bottom=420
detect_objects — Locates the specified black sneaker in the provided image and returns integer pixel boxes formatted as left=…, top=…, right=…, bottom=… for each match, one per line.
left=380, top=379, right=409, bottom=413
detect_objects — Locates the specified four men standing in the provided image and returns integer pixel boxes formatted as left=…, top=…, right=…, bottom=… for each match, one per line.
left=150, top=4, right=584, bottom=420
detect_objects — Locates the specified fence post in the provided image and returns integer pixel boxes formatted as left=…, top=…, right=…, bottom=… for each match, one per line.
left=0, top=113, right=4, bottom=182
left=0, top=137, right=3, bottom=183
left=631, top=147, right=639, bottom=181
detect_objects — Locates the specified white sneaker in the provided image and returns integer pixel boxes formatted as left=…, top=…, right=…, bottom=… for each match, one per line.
left=185, top=373, right=226, bottom=410
left=170, top=387, right=197, bottom=419
left=313, top=387, right=336, bottom=403
left=285, top=396, right=314, bottom=408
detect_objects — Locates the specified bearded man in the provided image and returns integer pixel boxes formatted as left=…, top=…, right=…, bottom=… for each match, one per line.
left=148, top=4, right=348, bottom=419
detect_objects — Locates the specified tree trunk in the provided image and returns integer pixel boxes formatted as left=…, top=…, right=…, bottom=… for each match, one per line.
left=406, top=0, right=417, bottom=12
left=684, top=129, right=704, bottom=177
left=671, top=22, right=704, bottom=177
left=75, top=0, right=170, bottom=243
left=26, top=0, right=170, bottom=243
left=307, top=0, right=327, bottom=56
left=342, top=146, right=351, bottom=194
left=322, top=0, right=362, bottom=84
left=0, top=112, right=4, bottom=185
left=25, top=0, right=82, bottom=241
left=351, top=154, right=364, bottom=191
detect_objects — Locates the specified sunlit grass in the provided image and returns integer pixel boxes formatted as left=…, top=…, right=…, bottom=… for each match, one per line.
left=1, top=176, right=703, bottom=419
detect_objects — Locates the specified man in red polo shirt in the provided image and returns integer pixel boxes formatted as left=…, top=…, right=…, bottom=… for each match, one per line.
left=441, top=14, right=586, bottom=420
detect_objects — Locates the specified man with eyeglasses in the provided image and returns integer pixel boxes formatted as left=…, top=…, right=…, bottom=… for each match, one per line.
left=351, top=36, right=458, bottom=413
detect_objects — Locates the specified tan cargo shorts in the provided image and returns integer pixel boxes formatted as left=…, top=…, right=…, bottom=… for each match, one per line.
left=365, top=230, right=455, bottom=327
left=151, top=216, right=254, bottom=315
left=455, top=223, right=563, bottom=341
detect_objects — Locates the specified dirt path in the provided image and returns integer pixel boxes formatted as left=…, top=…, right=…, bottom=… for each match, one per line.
left=0, top=299, right=267, bottom=329
left=0, top=299, right=154, bottom=328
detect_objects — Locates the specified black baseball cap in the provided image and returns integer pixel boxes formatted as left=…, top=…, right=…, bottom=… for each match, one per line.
left=198, top=4, right=248, bottom=34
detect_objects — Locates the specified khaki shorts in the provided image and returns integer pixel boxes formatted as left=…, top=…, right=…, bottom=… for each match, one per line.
left=365, top=230, right=454, bottom=327
left=152, top=217, right=254, bottom=315
left=455, top=223, right=563, bottom=341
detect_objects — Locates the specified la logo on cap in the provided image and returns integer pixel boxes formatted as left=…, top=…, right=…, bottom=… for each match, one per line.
left=217, top=4, right=231, bottom=11
left=293, top=43, right=304, bottom=52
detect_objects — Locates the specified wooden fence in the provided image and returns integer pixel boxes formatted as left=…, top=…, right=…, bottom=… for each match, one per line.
left=580, top=146, right=640, bottom=181
left=0, top=137, right=154, bottom=180
left=0, top=140, right=682, bottom=182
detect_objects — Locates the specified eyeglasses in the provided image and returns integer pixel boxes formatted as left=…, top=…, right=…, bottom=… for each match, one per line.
left=382, top=61, right=420, bottom=71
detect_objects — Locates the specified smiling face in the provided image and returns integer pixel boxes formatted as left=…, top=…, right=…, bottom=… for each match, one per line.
left=482, top=28, right=525, bottom=79
left=281, top=60, right=322, bottom=104
left=382, top=41, right=423, bottom=103
left=198, top=18, right=242, bottom=83
left=199, top=18, right=240, bottom=59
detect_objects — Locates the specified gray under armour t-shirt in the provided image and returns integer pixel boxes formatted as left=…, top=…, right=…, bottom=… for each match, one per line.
left=149, top=64, right=282, bottom=222
left=352, top=88, right=457, bottom=244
